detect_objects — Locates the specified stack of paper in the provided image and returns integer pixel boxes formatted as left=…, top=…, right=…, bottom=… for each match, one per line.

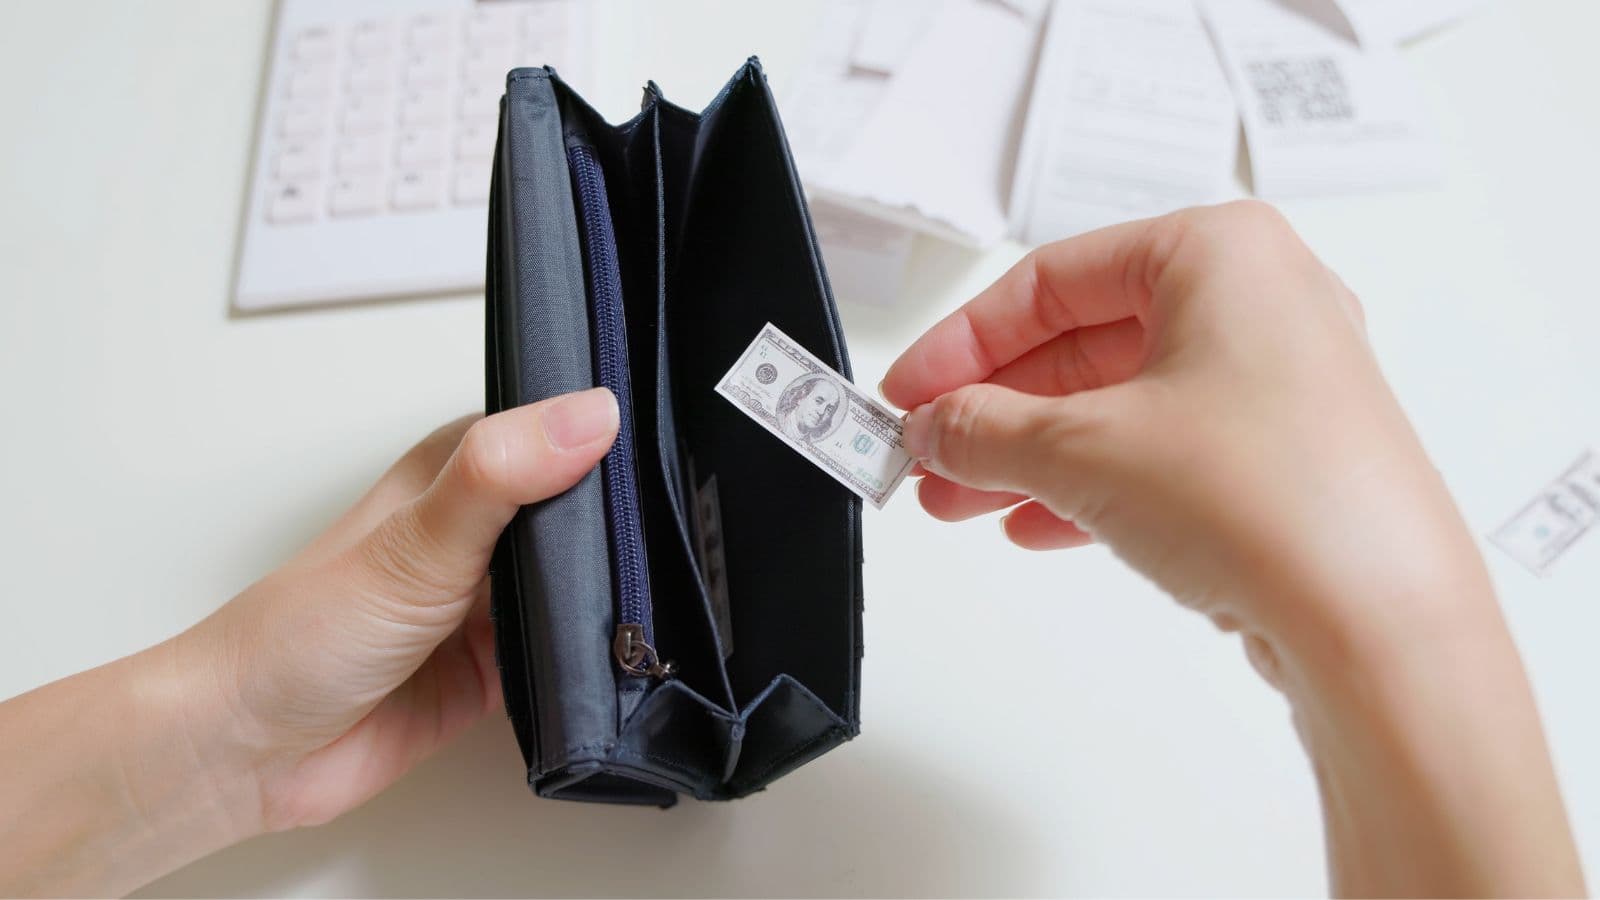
left=787, top=0, right=1043, bottom=249
left=783, top=0, right=1483, bottom=305
left=782, top=0, right=911, bottom=308
left=1009, top=0, right=1240, bottom=244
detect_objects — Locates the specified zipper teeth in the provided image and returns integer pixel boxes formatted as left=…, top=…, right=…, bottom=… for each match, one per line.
left=568, top=145, right=653, bottom=647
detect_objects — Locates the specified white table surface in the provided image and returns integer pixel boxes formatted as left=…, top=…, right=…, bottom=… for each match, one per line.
left=2, top=0, right=1597, bottom=896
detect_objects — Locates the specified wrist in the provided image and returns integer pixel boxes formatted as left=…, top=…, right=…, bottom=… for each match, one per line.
left=1261, top=554, right=1584, bottom=895
left=0, top=637, right=268, bottom=896
left=1236, top=450, right=1500, bottom=677
left=126, top=633, right=268, bottom=851
left=1256, top=499, right=1512, bottom=738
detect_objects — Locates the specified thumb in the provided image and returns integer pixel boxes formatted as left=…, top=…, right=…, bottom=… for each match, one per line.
left=350, top=387, right=619, bottom=605
left=902, top=383, right=1113, bottom=507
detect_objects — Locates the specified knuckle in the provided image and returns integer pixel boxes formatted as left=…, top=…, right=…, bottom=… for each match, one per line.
left=1334, top=275, right=1368, bottom=329
left=1021, top=250, right=1075, bottom=333
left=386, top=417, right=474, bottom=487
left=1158, top=204, right=1204, bottom=236
left=1041, top=389, right=1122, bottom=462
left=1216, top=198, right=1290, bottom=233
left=1040, top=394, right=1097, bottom=448
left=1177, top=199, right=1296, bottom=255
left=931, top=384, right=994, bottom=470
left=1229, top=202, right=1314, bottom=265
left=1166, top=201, right=1326, bottom=304
left=417, top=415, right=475, bottom=459
left=1345, top=292, right=1367, bottom=329
left=452, top=418, right=510, bottom=494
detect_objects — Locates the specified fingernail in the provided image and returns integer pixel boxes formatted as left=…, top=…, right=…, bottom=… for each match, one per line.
left=543, top=388, right=619, bottom=450
left=877, top=379, right=890, bottom=403
left=902, top=404, right=932, bottom=460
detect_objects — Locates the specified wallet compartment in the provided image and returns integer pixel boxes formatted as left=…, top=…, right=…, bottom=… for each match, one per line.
left=491, top=61, right=861, bottom=805
left=555, top=84, right=737, bottom=716
left=658, top=67, right=864, bottom=724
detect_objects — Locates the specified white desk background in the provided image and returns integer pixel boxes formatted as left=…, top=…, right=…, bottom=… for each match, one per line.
left=1, top=1, right=1596, bottom=896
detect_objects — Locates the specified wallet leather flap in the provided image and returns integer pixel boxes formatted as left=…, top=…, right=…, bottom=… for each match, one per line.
left=489, top=69, right=619, bottom=778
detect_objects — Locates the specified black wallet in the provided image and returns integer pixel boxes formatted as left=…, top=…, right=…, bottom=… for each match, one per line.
left=485, top=59, right=863, bottom=806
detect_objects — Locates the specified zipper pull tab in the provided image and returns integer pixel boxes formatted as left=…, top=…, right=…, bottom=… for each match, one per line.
left=613, top=624, right=677, bottom=680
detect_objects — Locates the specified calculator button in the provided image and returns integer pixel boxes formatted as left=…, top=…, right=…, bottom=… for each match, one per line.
left=329, top=175, right=383, bottom=218
left=455, top=122, right=495, bottom=164
left=345, top=59, right=389, bottom=95
left=335, top=136, right=383, bottom=174
left=399, top=89, right=449, bottom=128
left=461, top=44, right=515, bottom=85
left=349, top=20, right=393, bottom=61
left=279, top=104, right=326, bottom=138
left=404, top=53, right=452, bottom=89
left=290, top=27, right=337, bottom=64
left=267, top=181, right=319, bottom=224
left=274, top=140, right=323, bottom=179
left=466, top=10, right=517, bottom=48
left=453, top=165, right=491, bottom=206
left=396, top=130, right=446, bottom=167
left=285, top=65, right=334, bottom=103
left=458, top=81, right=500, bottom=123
left=340, top=95, right=389, bottom=136
left=391, top=169, right=444, bottom=211
left=406, top=15, right=451, bottom=53
left=461, top=62, right=506, bottom=93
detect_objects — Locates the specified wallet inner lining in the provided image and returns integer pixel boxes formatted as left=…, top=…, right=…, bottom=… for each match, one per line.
left=558, top=93, right=736, bottom=711
left=553, top=70, right=857, bottom=721
left=658, top=73, right=857, bottom=715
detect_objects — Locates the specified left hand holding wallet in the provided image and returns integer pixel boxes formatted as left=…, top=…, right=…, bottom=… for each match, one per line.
left=0, top=397, right=618, bottom=896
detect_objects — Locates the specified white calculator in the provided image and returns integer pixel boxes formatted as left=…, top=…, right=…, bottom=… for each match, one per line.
left=233, top=0, right=593, bottom=313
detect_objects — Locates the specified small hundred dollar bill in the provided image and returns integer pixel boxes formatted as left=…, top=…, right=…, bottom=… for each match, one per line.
left=1491, top=450, right=1600, bottom=575
left=715, top=323, right=913, bottom=509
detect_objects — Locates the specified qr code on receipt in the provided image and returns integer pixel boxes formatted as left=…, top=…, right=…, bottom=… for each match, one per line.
left=1245, top=57, right=1354, bottom=125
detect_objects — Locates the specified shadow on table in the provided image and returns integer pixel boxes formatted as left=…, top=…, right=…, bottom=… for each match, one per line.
left=136, top=713, right=1039, bottom=898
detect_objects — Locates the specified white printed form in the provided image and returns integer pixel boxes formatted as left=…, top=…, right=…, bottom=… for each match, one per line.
left=850, top=0, right=946, bottom=74
left=783, top=0, right=918, bottom=305
left=1010, top=0, right=1241, bottom=244
left=783, top=0, right=891, bottom=177
left=1200, top=0, right=1441, bottom=198
left=813, top=0, right=1040, bottom=246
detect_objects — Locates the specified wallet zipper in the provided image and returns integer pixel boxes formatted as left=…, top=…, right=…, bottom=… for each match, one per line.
left=568, top=143, right=675, bottom=681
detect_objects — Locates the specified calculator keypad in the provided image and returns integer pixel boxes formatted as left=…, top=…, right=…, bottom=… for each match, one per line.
left=265, top=1, right=577, bottom=225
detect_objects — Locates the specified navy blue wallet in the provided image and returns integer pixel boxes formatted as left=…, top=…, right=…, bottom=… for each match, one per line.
left=485, top=60, right=863, bottom=806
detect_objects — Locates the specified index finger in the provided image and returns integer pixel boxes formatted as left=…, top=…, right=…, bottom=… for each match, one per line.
left=882, top=216, right=1164, bottom=409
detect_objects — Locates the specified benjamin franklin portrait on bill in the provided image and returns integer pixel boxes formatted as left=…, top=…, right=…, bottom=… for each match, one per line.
left=776, top=373, right=845, bottom=443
